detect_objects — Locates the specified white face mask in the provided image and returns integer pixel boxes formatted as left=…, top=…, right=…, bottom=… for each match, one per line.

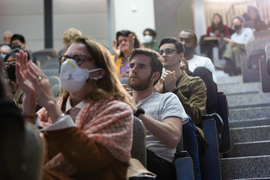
left=59, top=59, right=103, bottom=94
left=144, top=35, right=153, bottom=43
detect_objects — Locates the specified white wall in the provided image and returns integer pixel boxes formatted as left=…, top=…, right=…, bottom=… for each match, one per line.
left=113, top=0, right=155, bottom=44
left=0, top=0, right=44, bottom=52
left=193, top=0, right=206, bottom=42
left=53, top=0, right=108, bottom=52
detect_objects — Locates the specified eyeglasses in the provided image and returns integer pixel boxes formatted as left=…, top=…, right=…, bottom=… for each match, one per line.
left=59, top=54, right=94, bottom=66
left=4, top=60, right=16, bottom=67
left=159, top=48, right=178, bottom=56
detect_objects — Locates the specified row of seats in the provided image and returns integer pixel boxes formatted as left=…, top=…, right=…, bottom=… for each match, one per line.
left=241, top=37, right=270, bottom=92
left=174, top=92, right=230, bottom=180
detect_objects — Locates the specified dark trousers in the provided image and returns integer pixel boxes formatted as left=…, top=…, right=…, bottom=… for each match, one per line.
left=192, top=67, right=218, bottom=114
left=147, top=149, right=177, bottom=180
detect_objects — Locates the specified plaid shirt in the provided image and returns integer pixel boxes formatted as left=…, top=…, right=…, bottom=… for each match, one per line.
left=37, top=96, right=133, bottom=175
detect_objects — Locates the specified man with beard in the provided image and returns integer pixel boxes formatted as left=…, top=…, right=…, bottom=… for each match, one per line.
left=128, top=48, right=188, bottom=180
left=221, top=16, right=254, bottom=75
left=179, top=30, right=217, bottom=114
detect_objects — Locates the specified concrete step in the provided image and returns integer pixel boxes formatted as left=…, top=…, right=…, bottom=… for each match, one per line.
left=230, top=125, right=270, bottom=144
left=229, top=118, right=270, bottom=128
left=217, top=75, right=242, bottom=85
left=221, top=155, right=270, bottom=180
left=228, top=140, right=270, bottom=157
left=226, top=93, right=270, bottom=109
left=218, top=82, right=260, bottom=95
left=229, top=107, right=270, bottom=121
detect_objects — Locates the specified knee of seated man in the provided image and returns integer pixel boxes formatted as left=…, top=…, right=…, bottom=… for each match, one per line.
left=231, top=46, right=241, bottom=53
left=193, top=66, right=212, bottom=79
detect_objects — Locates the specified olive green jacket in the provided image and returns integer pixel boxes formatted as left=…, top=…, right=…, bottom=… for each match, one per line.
left=174, top=72, right=207, bottom=125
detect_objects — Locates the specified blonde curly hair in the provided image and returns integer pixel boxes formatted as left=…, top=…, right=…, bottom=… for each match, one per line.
left=62, top=28, right=82, bottom=46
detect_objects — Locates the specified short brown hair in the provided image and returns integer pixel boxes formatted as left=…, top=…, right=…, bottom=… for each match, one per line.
left=129, top=48, right=163, bottom=86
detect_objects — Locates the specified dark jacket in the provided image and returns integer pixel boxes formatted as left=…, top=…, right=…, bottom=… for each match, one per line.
left=174, top=72, right=207, bottom=125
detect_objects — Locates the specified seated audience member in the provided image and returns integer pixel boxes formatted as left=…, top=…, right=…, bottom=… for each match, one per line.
left=142, top=28, right=159, bottom=52
left=155, top=37, right=207, bottom=180
left=10, top=34, right=26, bottom=50
left=2, top=31, right=13, bottom=45
left=0, top=58, right=26, bottom=180
left=4, top=48, right=41, bottom=111
left=243, top=6, right=267, bottom=32
left=10, top=34, right=37, bottom=64
left=204, top=13, right=230, bottom=61
left=221, top=16, right=254, bottom=75
left=0, top=59, right=9, bottom=98
left=207, top=13, right=229, bottom=37
left=128, top=48, right=188, bottom=180
left=0, top=45, right=11, bottom=61
left=112, top=30, right=141, bottom=78
left=59, top=27, right=82, bottom=56
left=16, top=37, right=133, bottom=179
left=179, top=29, right=218, bottom=114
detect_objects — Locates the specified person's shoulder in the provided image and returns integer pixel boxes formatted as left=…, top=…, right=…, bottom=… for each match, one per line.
left=185, top=73, right=205, bottom=88
left=107, top=98, right=131, bottom=108
left=152, top=91, right=175, bottom=100
left=241, top=27, right=253, bottom=34
left=186, top=73, right=202, bottom=81
left=193, top=55, right=211, bottom=62
left=94, top=98, right=133, bottom=116
left=160, top=92, right=180, bottom=103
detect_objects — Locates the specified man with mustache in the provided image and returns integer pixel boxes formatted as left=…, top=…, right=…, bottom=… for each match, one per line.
left=179, top=29, right=217, bottom=114
left=128, top=48, right=188, bottom=180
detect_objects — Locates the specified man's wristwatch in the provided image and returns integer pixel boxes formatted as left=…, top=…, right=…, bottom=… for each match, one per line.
left=134, top=107, right=145, bottom=117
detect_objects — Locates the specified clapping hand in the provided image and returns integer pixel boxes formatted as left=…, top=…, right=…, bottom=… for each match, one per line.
left=162, top=70, right=176, bottom=92
left=16, top=50, right=61, bottom=122
left=128, top=34, right=135, bottom=53
left=112, top=40, right=121, bottom=60
left=154, top=78, right=164, bottom=93
left=180, top=57, right=189, bottom=73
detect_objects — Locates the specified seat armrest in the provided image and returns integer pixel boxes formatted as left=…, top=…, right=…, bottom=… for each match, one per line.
left=202, top=113, right=224, bottom=135
left=129, top=174, right=156, bottom=180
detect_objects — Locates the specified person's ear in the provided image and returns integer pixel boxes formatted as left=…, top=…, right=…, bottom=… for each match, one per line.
left=21, top=43, right=26, bottom=49
left=194, top=43, right=198, bottom=49
left=178, top=52, right=185, bottom=63
left=151, top=71, right=160, bottom=83
left=99, top=69, right=106, bottom=77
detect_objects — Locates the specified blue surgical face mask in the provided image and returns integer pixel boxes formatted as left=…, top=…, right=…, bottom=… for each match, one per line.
left=1, top=54, right=6, bottom=60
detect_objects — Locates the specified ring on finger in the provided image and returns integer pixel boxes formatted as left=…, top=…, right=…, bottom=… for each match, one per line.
left=38, top=76, right=42, bottom=82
